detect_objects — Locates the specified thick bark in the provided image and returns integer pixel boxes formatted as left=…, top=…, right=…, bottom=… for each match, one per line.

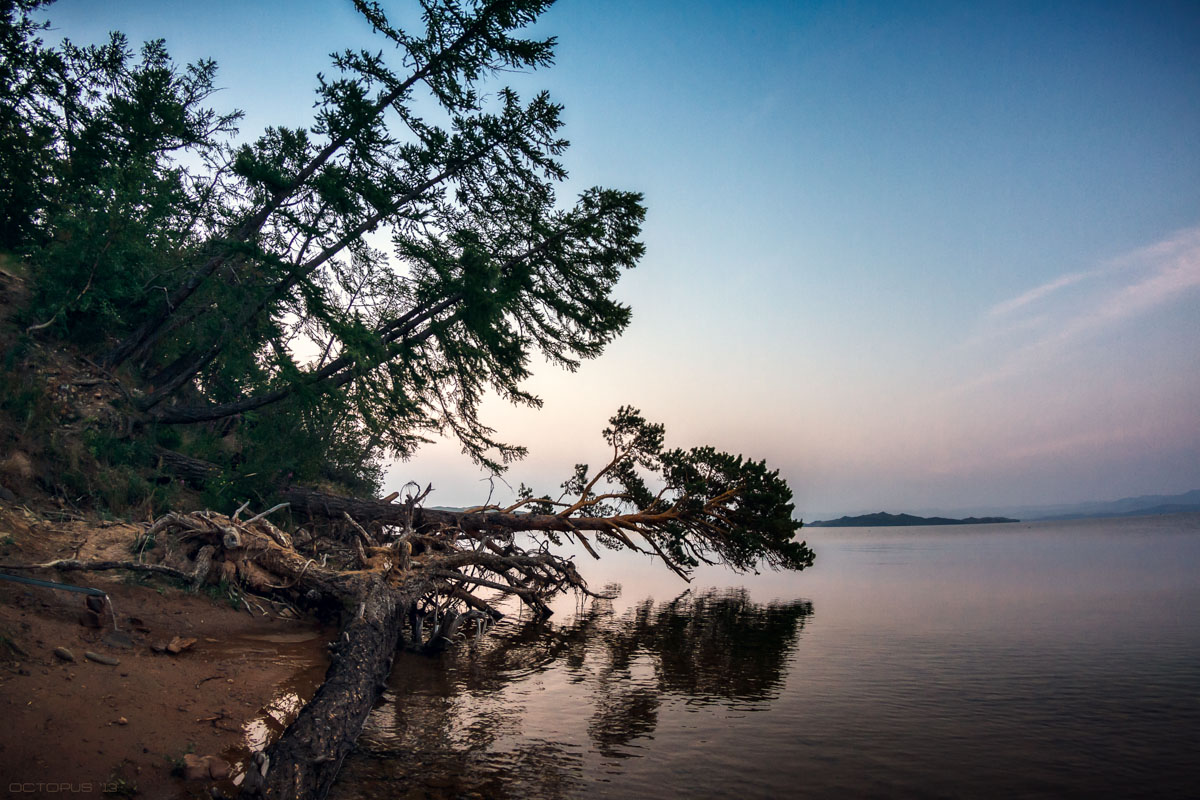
left=238, top=575, right=410, bottom=800
left=217, top=516, right=443, bottom=799
left=154, top=446, right=219, bottom=485
left=283, top=484, right=656, bottom=539
left=12, top=510, right=425, bottom=800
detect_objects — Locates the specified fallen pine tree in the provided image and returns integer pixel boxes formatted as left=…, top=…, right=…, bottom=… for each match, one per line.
left=0, top=3, right=816, bottom=796
left=2, top=407, right=813, bottom=799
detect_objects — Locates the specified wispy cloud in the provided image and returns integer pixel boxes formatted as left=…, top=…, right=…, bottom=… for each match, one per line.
left=985, top=271, right=1090, bottom=318
left=1105, top=224, right=1200, bottom=268
left=955, top=225, right=1200, bottom=394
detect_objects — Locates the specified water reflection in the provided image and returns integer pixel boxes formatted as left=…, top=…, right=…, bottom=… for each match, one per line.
left=326, top=518, right=1200, bottom=799
left=330, top=588, right=812, bottom=800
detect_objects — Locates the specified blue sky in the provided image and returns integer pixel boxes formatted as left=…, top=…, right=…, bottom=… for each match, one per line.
left=43, top=0, right=1200, bottom=517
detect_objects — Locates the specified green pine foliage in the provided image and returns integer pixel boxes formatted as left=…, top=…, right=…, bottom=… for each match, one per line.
left=0, top=1, right=809, bottom=575
left=2, top=0, right=644, bottom=494
left=579, top=407, right=814, bottom=576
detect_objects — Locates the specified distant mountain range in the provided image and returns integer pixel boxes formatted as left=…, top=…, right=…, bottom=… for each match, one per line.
left=806, top=489, right=1200, bottom=525
left=808, top=512, right=1018, bottom=528
left=1014, top=489, right=1200, bottom=521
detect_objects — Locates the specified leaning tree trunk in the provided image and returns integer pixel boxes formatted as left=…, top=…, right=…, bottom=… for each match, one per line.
left=282, top=484, right=646, bottom=536
left=4, top=510, right=426, bottom=800
left=12, top=492, right=609, bottom=799
left=238, top=573, right=415, bottom=800
left=177, top=514, right=431, bottom=800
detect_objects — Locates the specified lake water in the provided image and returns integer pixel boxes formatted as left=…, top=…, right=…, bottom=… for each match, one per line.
left=328, top=513, right=1200, bottom=799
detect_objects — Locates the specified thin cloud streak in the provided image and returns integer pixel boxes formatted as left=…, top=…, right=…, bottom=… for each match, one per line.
left=1106, top=224, right=1200, bottom=268
left=986, top=271, right=1089, bottom=318
left=953, top=225, right=1200, bottom=395
left=1050, top=242, right=1200, bottom=344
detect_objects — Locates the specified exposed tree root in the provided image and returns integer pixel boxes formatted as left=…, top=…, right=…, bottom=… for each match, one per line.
left=5, top=503, right=606, bottom=799
left=9, top=400, right=815, bottom=800
left=237, top=572, right=413, bottom=800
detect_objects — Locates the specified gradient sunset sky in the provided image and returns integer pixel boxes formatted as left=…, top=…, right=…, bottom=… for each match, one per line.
left=44, top=0, right=1200, bottom=517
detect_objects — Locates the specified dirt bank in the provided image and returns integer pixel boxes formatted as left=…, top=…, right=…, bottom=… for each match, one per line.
left=0, top=505, right=332, bottom=798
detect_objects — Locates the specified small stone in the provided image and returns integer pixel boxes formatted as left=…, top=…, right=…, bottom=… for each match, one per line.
left=182, top=753, right=209, bottom=781
left=52, top=646, right=75, bottom=662
left=116, top=716, right=128, bottom=726
left=85, top=651, right=120, bottom=666
left=179, top=753, right=230, bottom=782
left=166, top=636, right=197, bottom=654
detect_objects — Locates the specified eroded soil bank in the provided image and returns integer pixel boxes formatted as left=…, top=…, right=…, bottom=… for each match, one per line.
left=0, top=506, right=332, bottom=798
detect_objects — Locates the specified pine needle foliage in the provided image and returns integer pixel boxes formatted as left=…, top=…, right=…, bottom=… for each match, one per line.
left=1, top=1, right=810, bottom=576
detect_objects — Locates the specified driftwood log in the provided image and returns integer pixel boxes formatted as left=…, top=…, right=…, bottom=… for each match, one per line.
left=162, top=513, right=443, bottom=800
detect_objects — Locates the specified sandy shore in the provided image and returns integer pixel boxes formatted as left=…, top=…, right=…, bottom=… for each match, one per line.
left=0, top=506, right=331, bottom=798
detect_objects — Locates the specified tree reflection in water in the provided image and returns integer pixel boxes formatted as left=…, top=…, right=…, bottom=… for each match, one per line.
left=330, top=588, right=813, bottom=800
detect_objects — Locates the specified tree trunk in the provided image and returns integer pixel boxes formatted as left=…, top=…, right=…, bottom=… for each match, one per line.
left=154, top=447, right=219, bottom=485
left=238, top=574, right=411, bottom=800
left=281, top=485, right=612, bottom=534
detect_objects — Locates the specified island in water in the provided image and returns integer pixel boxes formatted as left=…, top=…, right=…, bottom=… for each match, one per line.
left=808, top=512, right=1019, bottom=527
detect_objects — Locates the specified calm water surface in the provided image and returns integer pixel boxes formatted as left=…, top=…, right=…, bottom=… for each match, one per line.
left=329, top=513, right=1200, bottom=799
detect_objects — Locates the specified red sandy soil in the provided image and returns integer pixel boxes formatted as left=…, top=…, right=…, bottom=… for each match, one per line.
left=0, top=505, right=332, bottom=799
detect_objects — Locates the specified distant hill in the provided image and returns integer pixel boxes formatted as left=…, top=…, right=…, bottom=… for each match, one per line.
left=1019, top=489, right=1200, bottom=521
left=807, top=489, right=1200, bottom=525
left=808, top=512, right=1018, bottom=528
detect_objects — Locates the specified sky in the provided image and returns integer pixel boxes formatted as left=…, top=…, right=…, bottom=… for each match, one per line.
left=42, top=0, right=1200, bottom=518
